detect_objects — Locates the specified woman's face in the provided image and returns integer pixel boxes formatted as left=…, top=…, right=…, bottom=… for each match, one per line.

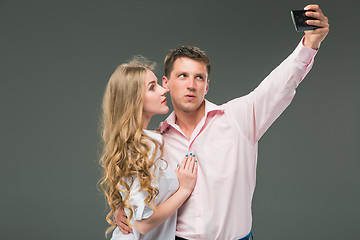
left=143, top=70, right=169, bottom=120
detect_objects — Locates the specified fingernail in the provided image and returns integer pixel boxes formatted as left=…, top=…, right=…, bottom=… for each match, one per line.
left=186, top=154, right=188, bottom=157
left=190, top=153, right=192, bottom=155
left=177, top=164, right=179, bottom=167
left=195, top=160, right=197, bottom=163
left=193, top=154, right=195, bottom=157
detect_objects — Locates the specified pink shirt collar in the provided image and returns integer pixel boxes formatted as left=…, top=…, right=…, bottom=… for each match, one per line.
left=160, top=99, right=224, bottom=133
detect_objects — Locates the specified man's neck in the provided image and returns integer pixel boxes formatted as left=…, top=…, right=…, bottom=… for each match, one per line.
left=174, top=102, right=206, bottom=140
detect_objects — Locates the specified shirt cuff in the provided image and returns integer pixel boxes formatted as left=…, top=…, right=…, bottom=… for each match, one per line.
left=292, top=36, right=318, bottom=64
left=133, top=201, right=154, bottom=221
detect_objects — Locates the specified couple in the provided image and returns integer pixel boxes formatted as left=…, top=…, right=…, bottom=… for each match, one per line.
left=99, top=5, right=329, bottom=240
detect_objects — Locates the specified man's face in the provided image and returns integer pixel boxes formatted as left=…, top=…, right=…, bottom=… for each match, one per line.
left=162, top=57, right=209, bottom=114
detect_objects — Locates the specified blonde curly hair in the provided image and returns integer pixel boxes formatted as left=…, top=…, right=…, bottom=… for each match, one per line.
left=99, top=57, right=163, bottom=236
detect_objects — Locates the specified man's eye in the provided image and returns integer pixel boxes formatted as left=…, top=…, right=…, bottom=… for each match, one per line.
left=179, top=74, right=186, bottom=78
left=196, top=76, right=203, bottom=80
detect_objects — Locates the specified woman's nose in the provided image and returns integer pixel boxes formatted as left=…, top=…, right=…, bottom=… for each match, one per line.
left=160, top=86, right=169, bottom=95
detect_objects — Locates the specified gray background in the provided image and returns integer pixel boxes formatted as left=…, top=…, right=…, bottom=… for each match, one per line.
left=1, top=0, right=359, bottom=239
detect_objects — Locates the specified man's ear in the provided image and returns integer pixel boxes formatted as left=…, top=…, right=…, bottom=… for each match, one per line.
left=162, top=76, right=169, bottom=90
left=205, top=79, right=210, bottom=94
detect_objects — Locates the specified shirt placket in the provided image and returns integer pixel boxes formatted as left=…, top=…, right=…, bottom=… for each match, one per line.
left=167, top=114, right=214, bottom=239
left=188, top=116, right=209, bottom=239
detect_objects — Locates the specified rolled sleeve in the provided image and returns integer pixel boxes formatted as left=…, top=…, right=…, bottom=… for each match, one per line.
left=128, top=178, right=155, bottom=221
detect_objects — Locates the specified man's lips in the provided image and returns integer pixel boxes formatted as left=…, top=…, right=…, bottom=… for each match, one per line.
left=185, top=94, right=195, bottom=99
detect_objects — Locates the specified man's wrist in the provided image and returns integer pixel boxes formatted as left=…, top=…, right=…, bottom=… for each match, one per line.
left=303, top=37, right=320, bottom=50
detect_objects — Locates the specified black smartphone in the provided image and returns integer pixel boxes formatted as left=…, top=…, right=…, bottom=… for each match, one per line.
left=290, top=10, right=319, bottom=32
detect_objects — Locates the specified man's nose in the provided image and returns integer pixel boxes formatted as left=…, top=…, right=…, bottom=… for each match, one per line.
left=187, top=77, right=196, bottom=90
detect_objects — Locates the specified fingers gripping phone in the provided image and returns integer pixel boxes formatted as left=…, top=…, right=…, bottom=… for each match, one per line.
left=291, top=10, right=319, bottom=32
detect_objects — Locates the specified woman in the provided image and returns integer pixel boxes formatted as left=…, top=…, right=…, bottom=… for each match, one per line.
left=99, top=56, right=197, bottom=240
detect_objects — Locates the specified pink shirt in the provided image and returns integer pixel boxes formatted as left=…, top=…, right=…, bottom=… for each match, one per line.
left=160, top=40, right=317, bottom=240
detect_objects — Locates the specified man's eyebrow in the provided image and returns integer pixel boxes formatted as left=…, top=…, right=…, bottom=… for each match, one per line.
left=173, top=71, right=187, bottom=75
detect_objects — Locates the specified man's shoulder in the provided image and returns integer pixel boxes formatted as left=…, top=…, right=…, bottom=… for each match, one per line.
left=217, top=95, right=250, bottom=109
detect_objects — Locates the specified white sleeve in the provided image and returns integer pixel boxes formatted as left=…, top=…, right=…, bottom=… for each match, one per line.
left=128, top=176, right=155, bottom=221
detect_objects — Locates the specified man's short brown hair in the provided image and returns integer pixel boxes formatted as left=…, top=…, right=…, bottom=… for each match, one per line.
left=164, top=46, right=211, bottom=78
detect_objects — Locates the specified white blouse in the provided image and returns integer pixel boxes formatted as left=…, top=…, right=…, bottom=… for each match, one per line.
left=111, top=130, right=179, bottom=240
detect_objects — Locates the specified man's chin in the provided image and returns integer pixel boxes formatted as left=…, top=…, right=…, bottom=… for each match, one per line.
left=176, top=103, right=204, bottom=113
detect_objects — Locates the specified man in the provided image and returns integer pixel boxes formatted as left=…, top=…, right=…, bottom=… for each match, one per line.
left=116, top=4, right=329, bottom=240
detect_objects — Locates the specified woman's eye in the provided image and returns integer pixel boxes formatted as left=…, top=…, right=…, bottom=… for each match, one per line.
left=150, top=85, right=155, bottom=91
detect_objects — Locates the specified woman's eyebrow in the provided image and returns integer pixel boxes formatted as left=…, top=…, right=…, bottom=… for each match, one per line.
left=147, top=80, right=156, bottom=85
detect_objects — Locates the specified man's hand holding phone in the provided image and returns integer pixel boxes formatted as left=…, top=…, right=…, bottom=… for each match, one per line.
left=297, top=4, right=329, bottom=50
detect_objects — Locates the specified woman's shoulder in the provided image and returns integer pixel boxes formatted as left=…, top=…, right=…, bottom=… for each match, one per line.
left=143, top=129, right=163, bottom=143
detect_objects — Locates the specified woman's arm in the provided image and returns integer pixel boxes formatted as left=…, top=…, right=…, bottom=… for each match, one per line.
left=134, top=154, right=197, bottom=234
